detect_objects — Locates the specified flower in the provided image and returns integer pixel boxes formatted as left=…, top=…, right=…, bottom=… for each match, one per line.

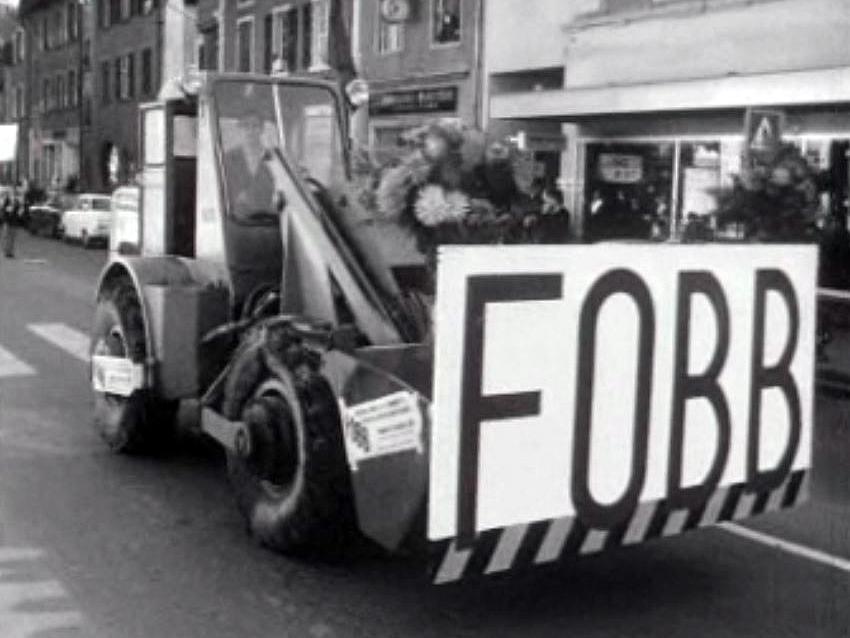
left=414, top=185, right=470, bottom=227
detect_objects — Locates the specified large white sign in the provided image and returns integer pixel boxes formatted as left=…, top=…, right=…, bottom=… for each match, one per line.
left=428, top=245, right=816, bottom=542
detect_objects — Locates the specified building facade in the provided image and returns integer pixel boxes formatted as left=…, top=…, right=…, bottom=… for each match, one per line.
left=488, top=0, right=850, bottom=238
left=356, top=0, right=483, bottom=156
left=0, top=4, right=26, bottom=184
left=17, top=0, right=90, bottom=191
left=91, top=0, right=196, bottom=192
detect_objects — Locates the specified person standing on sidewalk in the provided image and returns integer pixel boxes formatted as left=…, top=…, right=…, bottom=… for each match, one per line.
left=2, top=185, right=20, bottom=258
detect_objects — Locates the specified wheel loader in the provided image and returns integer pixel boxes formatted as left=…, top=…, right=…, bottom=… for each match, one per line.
left=90, top=72, right=818, bottom=583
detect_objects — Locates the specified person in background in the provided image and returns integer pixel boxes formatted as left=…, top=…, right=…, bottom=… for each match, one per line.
left=526, top=184, right=572, bottom=243
left=2, top=186, right=19, bottom=258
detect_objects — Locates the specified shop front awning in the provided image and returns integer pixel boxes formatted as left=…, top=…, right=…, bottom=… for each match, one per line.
left=490, top=66, right=850, bottom=121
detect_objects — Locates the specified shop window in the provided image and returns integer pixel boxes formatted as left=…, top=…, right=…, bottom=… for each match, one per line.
left=432, top=0, right=460, bottom=45
left=583, top=142, right=674, bottom=241
left=236, top=16, right=254, bottom=72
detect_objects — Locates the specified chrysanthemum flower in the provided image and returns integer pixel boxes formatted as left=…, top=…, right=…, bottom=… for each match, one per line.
left=414, top=184, right=470, bottom=227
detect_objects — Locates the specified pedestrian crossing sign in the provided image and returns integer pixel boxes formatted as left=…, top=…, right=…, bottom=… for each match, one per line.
left=745, top=108, right=784, bottom=157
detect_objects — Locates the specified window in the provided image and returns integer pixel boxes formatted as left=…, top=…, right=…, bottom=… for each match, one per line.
left=57, top=74, right=65, bottom=109
left=14, top=28, right=23, bottom=63
left=263, top=13, right=272, bottom=73
left=121, top=0, right=131, bottom=21
left=197, top=38, right=205, bottom=71
left=141, top=48, right=152, bottom=95
left=15, top=84, right=23, bottom=119
left=127, top=53, right=135, bottom=98
left=378, top=18, right=404, bottom=53
left=117, top=56, right=129, bottom=100
left=33, top=21, right=41, bottom=52
left=236, top=17, right=254, bottom=72
left=301, top=3, right=312, bottom=69
left=200, top=25, right=218, bottom=71
left=83, top=39, right=91, bottom=70
left=101, top=61, right=110, bottom=104
left=42, top=16, right=49, bottom=48
left=53, top=10, right=64, bottom=48
left=45, top=77, right=53, bottom=110
left=68, top=69, right=77, bottom=107
left=110, top=0, right=120, bottom=25
left=432, top=0, right=460, bottom=44
left=310, top=0, right=329, bottom=69
left=272, top=6, right=298, bottom=72
left=68, top=0, right=79, bottom=41
left=142, top=0, right=156, bottom=16
left=99, top=0, right=111, bottom=28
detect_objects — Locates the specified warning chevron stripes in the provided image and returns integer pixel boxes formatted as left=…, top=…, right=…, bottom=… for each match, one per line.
left=430, top=469, right=809, bottom=584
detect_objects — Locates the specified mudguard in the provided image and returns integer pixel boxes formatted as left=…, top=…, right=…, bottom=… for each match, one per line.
left=322, top=345, right=432, bottom=552
left=95, top=256, right=230, bottom=397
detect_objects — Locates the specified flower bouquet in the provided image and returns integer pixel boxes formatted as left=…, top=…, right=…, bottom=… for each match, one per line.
left=354, top=120, right=540, bottom=270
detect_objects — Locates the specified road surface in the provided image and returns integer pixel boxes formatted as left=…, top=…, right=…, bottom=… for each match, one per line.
left=0, top=233, right=848, bottom=637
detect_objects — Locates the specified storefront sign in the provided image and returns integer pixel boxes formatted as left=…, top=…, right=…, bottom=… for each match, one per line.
left=369, top=87, right=458, bottom=116
left=598, top=153, right=643, bottom=183
left=429, top=244, right=816, bottom=542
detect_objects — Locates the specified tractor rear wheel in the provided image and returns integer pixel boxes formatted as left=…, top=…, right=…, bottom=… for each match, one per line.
left=226, top=365, right=355, bottom=553
left=91, top=280, right=178, bottom=453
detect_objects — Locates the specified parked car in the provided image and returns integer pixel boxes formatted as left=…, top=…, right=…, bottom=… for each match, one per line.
left=61, top=194, right=113, bottom=248
left=28, top=193, right=74, bottom=238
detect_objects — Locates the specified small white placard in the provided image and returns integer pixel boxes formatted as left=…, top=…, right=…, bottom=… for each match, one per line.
left=342, top=391, right=423, bottom=471
left=92, top=355, right=145, bottom=397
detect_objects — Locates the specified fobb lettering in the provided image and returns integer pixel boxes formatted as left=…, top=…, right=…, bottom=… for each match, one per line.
left=455, top=267, right=801, bottom=543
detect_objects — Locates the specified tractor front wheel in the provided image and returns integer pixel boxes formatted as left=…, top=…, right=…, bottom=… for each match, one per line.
left=226, top=365, right=355, bottom=553
left=91, top=280, right=178, bottom=453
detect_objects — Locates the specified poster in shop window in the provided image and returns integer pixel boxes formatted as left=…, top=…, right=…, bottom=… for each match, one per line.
left=598, top=153, right=643, bottom=184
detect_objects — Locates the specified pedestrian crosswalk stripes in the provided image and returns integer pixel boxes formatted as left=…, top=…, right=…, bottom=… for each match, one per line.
left=0, top=323, right=90, bottom=380
left=27, top=323, right=90, bottom=363
left=0, top=344, right=35, bottom=378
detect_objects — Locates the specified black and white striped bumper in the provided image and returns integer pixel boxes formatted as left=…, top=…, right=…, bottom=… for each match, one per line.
left=429, top=469, right=809, bottom=584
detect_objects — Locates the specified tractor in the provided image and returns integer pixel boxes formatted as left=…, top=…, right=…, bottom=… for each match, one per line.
left=90, top=71, right=817, bottom=583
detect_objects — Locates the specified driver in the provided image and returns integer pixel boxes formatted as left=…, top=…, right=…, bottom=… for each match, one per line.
left=225, top=111, right=277, bottom=221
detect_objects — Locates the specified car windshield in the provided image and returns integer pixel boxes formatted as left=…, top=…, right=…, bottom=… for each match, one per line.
left=91, top=198, right=111, bottom=211
left=215, top=79, right=346, bottom=223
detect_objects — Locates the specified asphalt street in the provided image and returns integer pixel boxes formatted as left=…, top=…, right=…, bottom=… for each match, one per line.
left=0, top=232, right=848, bottom=637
